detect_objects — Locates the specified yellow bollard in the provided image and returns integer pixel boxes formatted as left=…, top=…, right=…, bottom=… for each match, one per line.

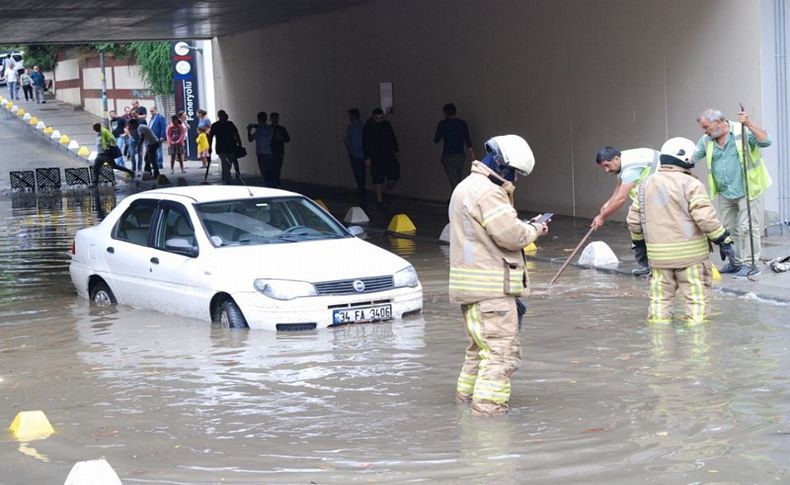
left=711, top=264, right=721, bottom=282
left=523, top=242, right=537, bottom=254
left=29, top=116, right=38, bottom=125
left=314, top=199, right=329, bottom=212
left=387, top=214, right=416, bottom=233
left=9, top=410, right=55, bottom=441
left=77, top=146, right=90, bottom=157
left=59, top=135, right=71, bottom=145
left=17, top=108, right=25, bottom=116
left=43, top=127, right=53, bottom=135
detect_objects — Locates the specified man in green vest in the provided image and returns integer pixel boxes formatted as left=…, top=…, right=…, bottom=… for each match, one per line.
left=693, top=108, right=772, bottom=277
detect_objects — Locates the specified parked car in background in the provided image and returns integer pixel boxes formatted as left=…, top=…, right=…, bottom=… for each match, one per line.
left=69, top=186, right=423, bottom=331
left=0, top=51, right=25, bottom=86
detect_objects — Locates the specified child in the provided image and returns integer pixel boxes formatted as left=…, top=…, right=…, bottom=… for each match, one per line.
left=166, top=115, right=186, bottom=174
left=197, top=125, right=210, bottom=168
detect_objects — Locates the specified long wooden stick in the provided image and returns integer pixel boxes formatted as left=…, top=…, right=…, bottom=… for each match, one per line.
left=548, top=227, right=595, bottom=287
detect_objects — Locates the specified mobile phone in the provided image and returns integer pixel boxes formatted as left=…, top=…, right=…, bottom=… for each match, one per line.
left=532, top=212, right=554, bottom=225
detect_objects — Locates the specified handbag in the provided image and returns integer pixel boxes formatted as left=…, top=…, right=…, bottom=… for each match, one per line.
left=235, top=145, right=248, bottom=158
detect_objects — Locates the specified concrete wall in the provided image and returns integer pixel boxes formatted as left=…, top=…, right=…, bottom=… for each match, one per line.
left=213, top=0, right=766, bottom=219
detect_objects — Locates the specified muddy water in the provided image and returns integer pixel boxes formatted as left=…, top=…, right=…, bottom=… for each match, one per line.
left=1, top=191, right=789, bottom=484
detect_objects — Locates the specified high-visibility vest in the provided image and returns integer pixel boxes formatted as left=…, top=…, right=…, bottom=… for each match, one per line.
left=619, top=148, right=660, bottom=201
left=705, top=121, right=772, bottom=200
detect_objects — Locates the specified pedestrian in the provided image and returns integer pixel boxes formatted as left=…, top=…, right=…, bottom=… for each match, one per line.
left=91, top=123, right=134, bottom=187
left=4, top=62, right=18, bottom=100
left=627, top=137, right=736, bottom=323
left=363, top=108, right=400, bottom=208
left=136, top=103, right=148, bottom=123
left=345, top=108, right=367, bottom=204
left=693, top=108, right=773, bottom=277
left=269, top=112, right=290, bottom=188
left=247, top=111, right=276, bottom=186
left=433, top=102, right=474, bottom=193
left=19, top=69, right=33, bottom=102
left=149, top=106, right=167, bottom=169
left=30, top=66, right=46, bottom=104
left=109, top=110, right=127, bottom=167
left=197, top=109, right=212, bottom=131
left=166, top=114, right=187, bottom=174
left=126, top=111, right=142, bottom=172
left=128, top=118, right=161, bottom=179
left=197, top=125, right=210, bottom=169
left=210, top=110, right=242, bottom=184
left=591, top=146, right=661, bottom=276
left=448, top=135, right=548, bottom=416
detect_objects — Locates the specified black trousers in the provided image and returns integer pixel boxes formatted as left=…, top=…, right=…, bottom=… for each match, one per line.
left=349, top=156, right=366, bottom=195
left=93, top=150, right=134, bottom=185
left=143, top=142, right=161, bottom=176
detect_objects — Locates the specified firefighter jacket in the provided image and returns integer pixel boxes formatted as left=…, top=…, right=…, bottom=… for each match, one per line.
left=626, top=165, right=727, bottom=269
left=448, top=161, right=540, bottom=304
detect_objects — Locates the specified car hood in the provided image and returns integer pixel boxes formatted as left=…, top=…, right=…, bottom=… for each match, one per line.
left=211, top=237, right=412, bottom=283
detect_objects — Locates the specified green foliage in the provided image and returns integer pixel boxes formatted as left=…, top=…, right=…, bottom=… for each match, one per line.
left=129, top=42, right=173, bottom=97
left=90, top=43, right=131, bottom=59
left=23, top=45, right=58, bottom=71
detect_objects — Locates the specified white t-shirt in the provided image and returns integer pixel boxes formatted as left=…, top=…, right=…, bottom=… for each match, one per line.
left=4, top=67, right=17, bottom=83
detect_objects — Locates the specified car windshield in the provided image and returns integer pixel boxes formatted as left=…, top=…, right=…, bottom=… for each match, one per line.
left=195, top=196, right=350, bottom=247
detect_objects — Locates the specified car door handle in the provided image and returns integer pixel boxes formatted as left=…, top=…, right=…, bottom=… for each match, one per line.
left=106, top=246, right=114, bottom=254
left=150, top=257, right=159, bottom=264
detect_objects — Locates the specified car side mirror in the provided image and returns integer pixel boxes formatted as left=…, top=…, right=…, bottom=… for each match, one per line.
left=165, top=238, right=199, bottom=257
left=348, top=226, right=365, bottom=237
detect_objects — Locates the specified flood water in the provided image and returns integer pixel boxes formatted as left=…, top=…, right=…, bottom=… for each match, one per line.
left=1, top=190, right=789, bottom=484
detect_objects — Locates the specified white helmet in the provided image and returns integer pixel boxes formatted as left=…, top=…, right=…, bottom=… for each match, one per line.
left=484, top=135, right=535, bottom=176
left=659, top=137, right=697, bottom=168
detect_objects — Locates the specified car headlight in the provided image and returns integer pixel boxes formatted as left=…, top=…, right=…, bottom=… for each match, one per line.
left=253, top=279, right=317, bottom=300
left=393, top=266, right=419, bottom=288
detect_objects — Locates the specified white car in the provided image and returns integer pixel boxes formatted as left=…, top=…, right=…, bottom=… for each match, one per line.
left=69, top=186, right=423, bottom=331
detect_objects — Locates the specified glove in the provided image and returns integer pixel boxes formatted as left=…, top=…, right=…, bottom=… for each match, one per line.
left=631, top=240, right=648, bottom=267
left=719, top=242, right=736, bottom=262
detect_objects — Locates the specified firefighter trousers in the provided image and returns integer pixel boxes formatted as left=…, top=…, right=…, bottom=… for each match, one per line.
left=456, top=297, right=521, bottom=415
left=648, top=261, right=712, bottom=324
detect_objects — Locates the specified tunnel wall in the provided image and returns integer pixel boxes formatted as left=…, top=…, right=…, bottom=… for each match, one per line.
left=212, top=0, right=766, bottom=219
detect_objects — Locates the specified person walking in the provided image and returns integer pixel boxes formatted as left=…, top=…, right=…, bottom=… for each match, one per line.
left=210, top=110, right=242, bottom=184
left=166, top=114, right=187, bottom=174
left=693, top=108, right=772, bottom=277
left=149, top=106, right=167, bottom=169
left=4, top=62, right=19, bottom=100
left=126, top=111, right=142, bottom=172
left=247, top=111, right=276, bottom=186
left=363, top=108, right=400, bottom=208
left=627, top=138, right=735, bottom=323
left=109, top=110, right=127, bottom=167
left=19, top=69, right=33, bottom=102
left=269, top=112, right=290, bottom=188
left=128, top=118, right=161, bottom=179
left=448, top=134, right=548, bottom=416
left=30, top=66, right=46, bottom=104
left=591, top=146, right=661, bottom=275
left=90, top=123, right=134, bottom=187
left=345, top=108, right=367, bottom=204
left=434, top=102, right=474, bottom=193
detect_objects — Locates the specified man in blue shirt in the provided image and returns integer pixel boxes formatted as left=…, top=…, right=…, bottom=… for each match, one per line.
left=149, top=106, right=167, bottom=169
left=693, top=108, right=772, bottom=277
left=434, top=103, right=474, bottom=194
left=345, top=108, right=366, bottom=204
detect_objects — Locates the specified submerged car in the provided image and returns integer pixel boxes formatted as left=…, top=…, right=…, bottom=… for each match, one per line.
left=69, top=186, right=423, bottom=330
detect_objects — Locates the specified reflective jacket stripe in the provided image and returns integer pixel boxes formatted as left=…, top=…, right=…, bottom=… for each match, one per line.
left=481, top=204, right=515, bottom=227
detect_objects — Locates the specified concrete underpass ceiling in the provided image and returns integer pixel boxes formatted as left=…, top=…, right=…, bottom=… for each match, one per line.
left=0, top=0, right=367, bottom=44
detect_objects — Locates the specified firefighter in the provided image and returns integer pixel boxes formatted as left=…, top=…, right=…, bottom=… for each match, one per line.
left=627, top=137, right=736, bottom=324
left=448, top=134, right=548, bottom=416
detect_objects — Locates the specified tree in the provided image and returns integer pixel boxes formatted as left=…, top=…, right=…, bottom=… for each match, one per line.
left=129, top=42, right=173, bottom=97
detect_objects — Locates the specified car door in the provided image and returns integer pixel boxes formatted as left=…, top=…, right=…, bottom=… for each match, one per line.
left=147, top=201, right=211, bottom=320
left=104, top=199, right=158, bottom=305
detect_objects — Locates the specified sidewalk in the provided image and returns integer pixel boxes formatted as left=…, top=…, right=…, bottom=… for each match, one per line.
left=3, top=96, right=789, bottom=303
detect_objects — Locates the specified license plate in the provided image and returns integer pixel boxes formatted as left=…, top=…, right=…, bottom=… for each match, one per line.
left=332, top=304, right=392, bottom=325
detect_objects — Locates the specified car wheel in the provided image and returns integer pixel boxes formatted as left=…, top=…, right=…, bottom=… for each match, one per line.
left=90, top=280, right=117, bottom=307
left=217, top=300, right=249, bottom=329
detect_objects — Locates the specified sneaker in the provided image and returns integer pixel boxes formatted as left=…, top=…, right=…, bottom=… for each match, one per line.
left=719, top=261, right=742, bottom=274
left=632, top=265, right=650, bottom=276
left=734, top=264, right=761, bottom=278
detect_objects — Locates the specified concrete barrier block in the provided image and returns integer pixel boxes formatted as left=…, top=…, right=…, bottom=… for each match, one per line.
left=9, top=410, right=55, bottom=441
left=78, top=146, right=90, bottom=157
left=50, top=130, right=61, bottom=139
left=43, top=127, right=53, bottom=134
left=578, top=241, right=619, bottom=267
left=388, top=214, right=416, bottom=233
left=59, top=135, right=71, bottom=145
left=439, top=223, right=450, bottom=242
left=68, top=140, right=80, bottom=150
left=64, top=458, right=122, bottom=485
left=523, top=242, right=537, bottom=254
left=29, top=116, right=38, bottom=125
left=36, top=121, right=46, bottom=130
left=16, top=108, right=25, bottom=116
left=23, top=112, right=31, bottom=121
left=88, top=151, right=97, bottom=161
left=344, top=206, right=369, bottom=224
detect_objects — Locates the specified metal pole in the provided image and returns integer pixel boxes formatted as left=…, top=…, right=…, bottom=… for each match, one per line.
left=739, top=103, right=757, bottom=274
left=99, top=51, right=109, bottom=128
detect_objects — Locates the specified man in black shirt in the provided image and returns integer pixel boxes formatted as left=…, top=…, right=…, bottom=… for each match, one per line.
left=363, top=108, right=400, bottom=208
left=434, top=103, right=474, bottom=193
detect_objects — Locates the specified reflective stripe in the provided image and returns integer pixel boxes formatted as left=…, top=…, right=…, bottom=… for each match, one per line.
left=630, top=232, right=644, bottom=241
left=464, top=304, right=512, bottom=404
left=646, top=239, right=709, bottom=261
left=686, top=264, right=706, bottom=323
left=472, top=378, right=511, bottom=403
left=706, top=121, right=772, bottom=200
left=649, top=271, right=667, bottom=323
left=481, top=204, right=515, bottom=227
left=688, top=194, right=709, bottom=210
left=456, top=372, right=476, bottom=395
left=707, top=226, right=725, bottom=241
left=450, top=267, right=524, bottom=293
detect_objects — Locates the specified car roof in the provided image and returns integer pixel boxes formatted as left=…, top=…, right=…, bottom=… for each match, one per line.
left=132, top=185, right=302, bottom=204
